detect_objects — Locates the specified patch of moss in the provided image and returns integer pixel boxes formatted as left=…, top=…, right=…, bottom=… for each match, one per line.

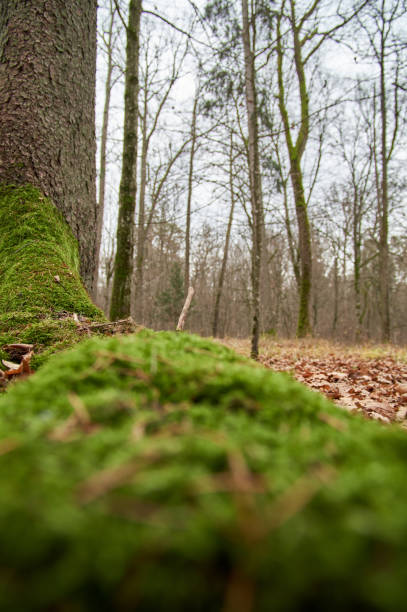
left=1, top=330, right=407, bottom=610
left=0, top=185, right=103, bottom=319
left=0, top=185, right=105, bottom=365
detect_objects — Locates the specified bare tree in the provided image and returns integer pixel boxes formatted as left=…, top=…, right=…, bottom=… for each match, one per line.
left=357, top=0, right=405, bottom=341
left=96, top=0, right=119, bottom=297
left=133, top=31, right=188, bottom=322
left=241, top=0, right=263, bottom=358
left=184, top=90, right=199, bottom=296
left=213, top=132, right=236, bottom=337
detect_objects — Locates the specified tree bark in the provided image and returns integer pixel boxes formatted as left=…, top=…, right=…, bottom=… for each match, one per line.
left=0, top=0, right=97, bottom=294
left=241, top=0, right=263, bottom=359
left=110, top=0, right=142, bottom=320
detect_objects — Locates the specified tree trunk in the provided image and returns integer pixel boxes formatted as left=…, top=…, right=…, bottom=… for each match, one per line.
left=332, top=256, right=339, bottom=337
left=0, top=0, right=97, bottom=294
left=290, top=163, right=312, bottom=336
left=378, top=45, right=390, bottom=343
left=212, top=135, right=235, bottom=338
left=110, top=0, right=142, bottom=320
left=134, top=91, right=148, bottom=323
left=276, top=5, right=312, bottom=337
left=184, top=94, right=198, bottom=296
left=95, top=1, right=116, bottom=300
left=352, top=188, right=363, bottom=342
left=241, top=0, right=263, bottom=359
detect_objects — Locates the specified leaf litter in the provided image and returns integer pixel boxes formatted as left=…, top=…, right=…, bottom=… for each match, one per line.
left=260, top=350, right=407, bottom=425
left=221, top=338, right=407, bottom=426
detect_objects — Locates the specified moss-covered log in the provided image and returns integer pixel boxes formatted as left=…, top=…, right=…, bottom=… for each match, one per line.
left=1, top=185, right=407, bottom=610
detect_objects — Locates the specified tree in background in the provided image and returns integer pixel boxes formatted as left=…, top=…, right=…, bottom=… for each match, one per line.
left=274, top=0, right=368, bottom=336
left=133, top=27, right=190, bottom=322
left=357, top=0, right=406, bottom=342
left=95, top=0, right=407, bottom=343
left=241, top=0, right=263, bottom=358
left=110, top=0, right=142, bottom=320
left=95, top=0, right=120, bottom=296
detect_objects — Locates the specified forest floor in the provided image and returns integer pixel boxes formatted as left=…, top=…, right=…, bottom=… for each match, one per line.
left=220, top=337, right=407, bottom=427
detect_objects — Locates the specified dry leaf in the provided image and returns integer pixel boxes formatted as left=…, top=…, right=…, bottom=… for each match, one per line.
left=2, top=359, right=20, bottom=371
left=3, top=343, right=34, bottom=360
left=259, top=350, right=407, bottom=425
left=396, top=406, right=407, bottom=422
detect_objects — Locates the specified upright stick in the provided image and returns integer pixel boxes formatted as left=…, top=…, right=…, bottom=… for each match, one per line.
left=176, top=286, right=195, bottom=331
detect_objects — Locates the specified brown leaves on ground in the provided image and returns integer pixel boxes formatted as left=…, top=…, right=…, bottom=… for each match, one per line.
left=221, top=337, right=407, bottom=426
left=261, top=350, right=407, bottom=425
left=0, top=343, right=34, bottom=389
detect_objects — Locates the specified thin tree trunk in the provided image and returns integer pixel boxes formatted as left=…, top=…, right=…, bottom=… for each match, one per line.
left=276, top=5, right=312, bottom=337
left=332, top=256, right=339, bottom=337
left=0, top=0, right=97, bottom=294
left=241, top=0, right=263, bottom=359
left=282, top=175, right=300, bottom=289
left=134, top=89, right=148, bottom=323
left=110, top=0, right=142, bottom=320
left=213, top=135, right=235, bottom=337
left=353, top=188, right=363, bottom=342
left=184, top=94, right=198, bottom=295
left=291, top=165, right=312, bottom=336
left=95, top=1, right=116, bottom=300
left=379, top=40, right=390, bottom=342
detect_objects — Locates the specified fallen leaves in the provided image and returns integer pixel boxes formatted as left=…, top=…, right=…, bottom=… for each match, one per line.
left=260, top=351, right=407, bottom=425
left=3, top=343, right=34, bottom=361
left=1, top=344, right=34, bottom=387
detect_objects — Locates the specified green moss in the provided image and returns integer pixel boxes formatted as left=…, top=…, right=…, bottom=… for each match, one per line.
left=0, top=185, right=105, bottom=365
left=0, top=185, right=103, bottom=319
left=0, top=329, right=407, bottom=610
left=1, top=185, right=407, bottom=610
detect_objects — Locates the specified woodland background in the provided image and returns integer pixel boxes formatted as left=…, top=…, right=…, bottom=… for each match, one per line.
left=95, top=0, right=406, bottom=346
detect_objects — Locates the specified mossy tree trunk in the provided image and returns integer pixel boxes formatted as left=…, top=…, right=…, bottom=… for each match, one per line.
left=276, top=3, right=312, bottom=338
left=110, top=0, right=142, bottom=321
left=0, top=0, right=98, bottom=295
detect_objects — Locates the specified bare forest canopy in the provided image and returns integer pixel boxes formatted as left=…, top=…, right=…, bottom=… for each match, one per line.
left=96, top=0, right=407, bottom=345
